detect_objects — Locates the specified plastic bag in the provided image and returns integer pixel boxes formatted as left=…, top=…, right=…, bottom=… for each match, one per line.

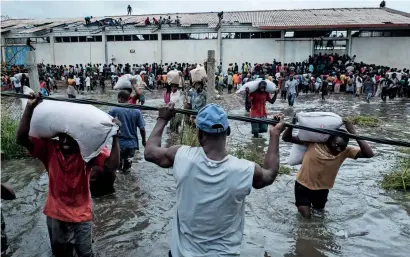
left=21, top=86, right=118, bottom=162
left=296, top=112, right=343, bottom=142
left=236, top=79, right=276, bottom=94
left=288, top=144, right=307, bottom=165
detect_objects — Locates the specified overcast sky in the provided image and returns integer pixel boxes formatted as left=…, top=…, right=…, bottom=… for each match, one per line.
left=1, top=0, right=409, bottom=19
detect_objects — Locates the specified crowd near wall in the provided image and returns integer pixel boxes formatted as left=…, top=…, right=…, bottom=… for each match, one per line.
left=5, top=34, right=410, bottom=69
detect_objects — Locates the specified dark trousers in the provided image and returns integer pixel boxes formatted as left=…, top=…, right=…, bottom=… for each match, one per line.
left=120, top=148, right=136, bottom=171
left=281, top=90, right=287, bottom=100
left=46, top=216, right=93, bottom=257
left=15, top=87, right=22, bottom=93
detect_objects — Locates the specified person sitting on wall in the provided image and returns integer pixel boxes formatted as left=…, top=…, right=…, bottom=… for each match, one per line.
left=153, top=17, right=159, bottom=24
left=166, top=16, right=172, bottom=26
left=26, top=38, right=36, bottom=51
left=145, top=17, right=151, bottom=25
left=175, top=16, right=181, bottom=26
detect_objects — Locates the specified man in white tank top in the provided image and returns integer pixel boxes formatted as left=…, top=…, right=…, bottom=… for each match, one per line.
left=145, top=103, right=285, bottom=257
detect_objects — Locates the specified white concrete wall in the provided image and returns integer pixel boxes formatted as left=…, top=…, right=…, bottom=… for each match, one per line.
left=284, top=40, right=312, bottom=64
left=33, top=43, right=53, bottom=64
left=162, top=40, right=217, bottom=65
left=352, top=37, right=410, bottom=69
left=222, top=39, right=280, bottom=71
left=54, top=42, right=105, bottom=65
left=107, top=41, right=159, bottom=65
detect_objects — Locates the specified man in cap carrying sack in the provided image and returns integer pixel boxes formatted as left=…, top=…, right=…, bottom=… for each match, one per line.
left=145, top=103, right=285, bottom=257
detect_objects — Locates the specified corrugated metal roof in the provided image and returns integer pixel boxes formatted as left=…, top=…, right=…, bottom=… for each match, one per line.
left=2, top=7, right=410, bottom=32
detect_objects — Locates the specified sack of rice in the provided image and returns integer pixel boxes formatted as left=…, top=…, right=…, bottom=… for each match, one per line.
left=113, top=78, right=132, bottom=90
left=296, top=112, right=343, bottom=142
left=236, top=79, right=276, bottom=94
left=21, top=86, right=118, bottom=162
left=167, top=70, right=181, bottom=85
left=190, top=67, right=207, bottom=83
left=14, top=73, right=28, bottom=81
left=288, top=143, right=307, bottom=165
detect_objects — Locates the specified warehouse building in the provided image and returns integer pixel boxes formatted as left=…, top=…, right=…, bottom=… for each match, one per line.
left=1, top=7, right=410, bottom=70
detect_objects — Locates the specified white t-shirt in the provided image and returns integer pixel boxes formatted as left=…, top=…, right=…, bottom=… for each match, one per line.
left=356, top=77, right=363, bottom=88
left=110, top=65, right=115, bottom=73
left=11, top=77, right=21, bottom=88
left=163, top=65, right=168, bottom=73
left=75, top=77, right=80, bottom=86
left=99, top=65, right=103, bottom=73
left=170, top=90, right=183, bottom=108
left=171, top=146, right=254, bottom=257
left=85, top=77, right=91, bottom=87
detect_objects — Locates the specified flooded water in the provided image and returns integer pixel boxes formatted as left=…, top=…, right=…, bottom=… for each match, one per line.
left=1, top=89, right=410, bottom=257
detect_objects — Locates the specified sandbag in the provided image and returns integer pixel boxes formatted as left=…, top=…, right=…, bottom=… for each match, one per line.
left=296, top=112, right=343, bottom=142
left=167, top=70, right=181, bottom=85
left=288, top=144, right=307, bottom=165
left=190, top=67, right=207, bottom=83
left=21, top=86, right=118, bottom=162
left=236, top=79, right=276, bottom=94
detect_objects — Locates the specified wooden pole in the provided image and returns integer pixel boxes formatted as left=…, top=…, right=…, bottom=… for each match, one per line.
left=206, top=50, right=218, bottom=103
left=26, top=51, right=40, bottom=92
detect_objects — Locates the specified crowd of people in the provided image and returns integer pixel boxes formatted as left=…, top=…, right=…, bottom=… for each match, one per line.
left=215, top=54, right=410, bottom=106
left=2, top=94, right=375, bottom=256
left=7, top=51, right=410, bottom=257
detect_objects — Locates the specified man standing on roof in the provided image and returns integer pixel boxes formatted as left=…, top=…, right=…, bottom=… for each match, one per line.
left=127, top=5, right=132, bottom=15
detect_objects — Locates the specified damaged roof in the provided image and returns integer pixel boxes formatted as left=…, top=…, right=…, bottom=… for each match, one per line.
left=1, top=7, right=410, bottom=33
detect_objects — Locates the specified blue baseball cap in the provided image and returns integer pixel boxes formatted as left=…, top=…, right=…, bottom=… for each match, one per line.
left=196, top=104, right=229, bottom=133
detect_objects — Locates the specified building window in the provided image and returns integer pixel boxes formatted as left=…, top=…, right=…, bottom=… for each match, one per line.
left=162, top=34, right=171, bottom=40
left=114, top=35, right=123, bottom=41
left=250, top=32, right=261, bottom=39
left=62, top=37, right=70, bottom=42
left=284, top=31, right=294, bottom=38
left=95, top=36, right=102, bottom=42
left=209, top=33, right=217, bottom=39
left=32, top=37, right=50, bottom=43
left=240, top=32, right=250, bottom=39
left=78, top=36, right=86, bottom=42
left=107, top=35, right=115, bottom=41
left=150, top=34, right=158, bottom=40
left=70, top=37, right=78, bottom=42
left=171, top=34, right=180, bottom=40
left=55, top=37, right=62, bottom=43
left=123, top=35, right=132, bottom=41
left=86, top=36, right=94, bottom=42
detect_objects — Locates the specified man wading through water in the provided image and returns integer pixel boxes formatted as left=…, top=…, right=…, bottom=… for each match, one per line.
left=109, top=90, right=146, bottom=172
left=145, top=103, right=285, bottom=257
left=282, top=116, right=374, bottom=218
left=17, top=93, right=120, bottom=257
left=249, top=80, right=277, bottom=138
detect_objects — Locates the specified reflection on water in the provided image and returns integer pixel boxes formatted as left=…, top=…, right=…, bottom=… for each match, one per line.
left=1, top=91, right=410, bottom=257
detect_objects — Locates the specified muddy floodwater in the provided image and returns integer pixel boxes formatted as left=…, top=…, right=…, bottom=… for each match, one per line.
left=1, top=89, right=410, bottom=257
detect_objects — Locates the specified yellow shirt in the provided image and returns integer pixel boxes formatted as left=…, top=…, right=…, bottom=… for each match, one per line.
left=268, top=76, right=273, bottom=82
left=67, top=79, right=75, bottom=85
left=296, top=143, right=360, bottom=190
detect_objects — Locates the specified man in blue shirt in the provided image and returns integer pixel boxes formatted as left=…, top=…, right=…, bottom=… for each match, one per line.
left=109, top=91, right=146, bottom=172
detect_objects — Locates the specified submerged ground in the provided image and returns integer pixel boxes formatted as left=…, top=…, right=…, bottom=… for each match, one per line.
left=1, top=88, right=410, bottom=257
